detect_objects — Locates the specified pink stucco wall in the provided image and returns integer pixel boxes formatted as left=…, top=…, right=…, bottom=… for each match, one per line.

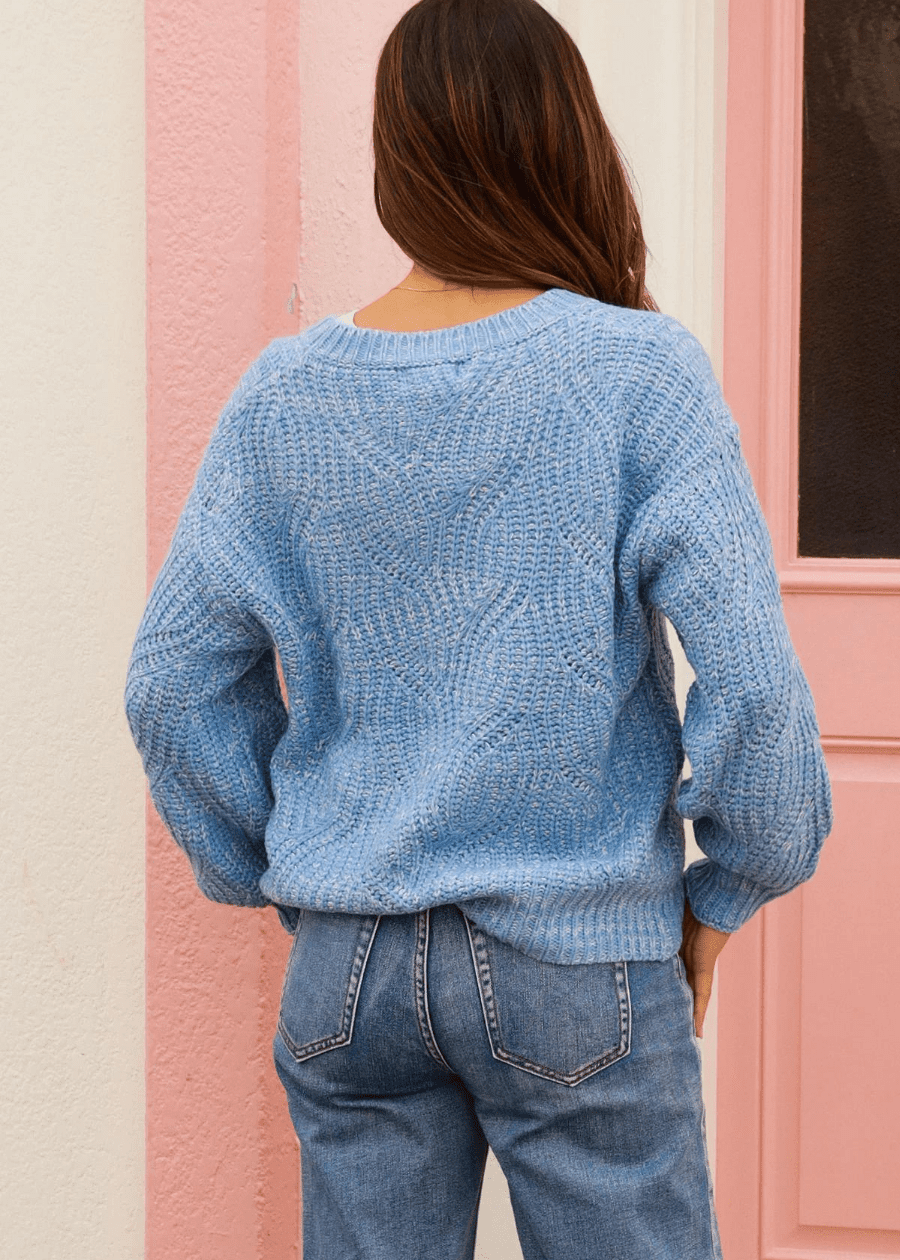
left=145, top=0, right=301, bottom=1254
left=145, top=1, right=411, bottom=1254
left=295, top=2, right=411, bottom=324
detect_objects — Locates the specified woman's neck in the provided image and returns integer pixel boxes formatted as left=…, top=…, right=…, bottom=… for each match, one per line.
left=350, top=264, right=548, bottom=333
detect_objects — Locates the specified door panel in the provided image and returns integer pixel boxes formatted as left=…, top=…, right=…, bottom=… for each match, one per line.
left=784, top=594, right=900, bottom=738
left=798, top=775, right=900, bottom=1233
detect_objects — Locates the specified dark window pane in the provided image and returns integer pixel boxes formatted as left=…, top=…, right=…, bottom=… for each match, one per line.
left=798, top=0, right=900, bottom=558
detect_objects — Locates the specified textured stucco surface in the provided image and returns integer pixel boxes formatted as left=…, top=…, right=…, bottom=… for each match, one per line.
left=0, top=0, right=146, bottom=1256
left=296, top=0, right=413, bottom=325
left=144, top=0, right=304, bottom=1256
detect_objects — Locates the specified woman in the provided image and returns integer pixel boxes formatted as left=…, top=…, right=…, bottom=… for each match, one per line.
left=124, top=1, right=832, bottom=1256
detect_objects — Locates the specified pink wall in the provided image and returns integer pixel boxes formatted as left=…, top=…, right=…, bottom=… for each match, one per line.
left=296, top=0, right=411, bottom=323
left=145, top=1, right=411, bottom=1254
left=145, top=0, right=301, bottom=1254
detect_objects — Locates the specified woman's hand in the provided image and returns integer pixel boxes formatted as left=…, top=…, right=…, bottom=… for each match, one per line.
left=679, top=898, right=732, bottom=1038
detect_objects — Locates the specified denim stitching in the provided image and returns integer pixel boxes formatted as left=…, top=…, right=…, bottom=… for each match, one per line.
left=698, top=1081, right=725, bottom=1260
left=277, top=914, right=381, bottom=1063
left=674, top=954, right=700, bottom=1037
left=676, top=954, right=724, bottom=1259
left=414, top=909, right=454, bottom=1071
left=463, top=915, right=632, bottom=1086
left=464, top=912, right=500, bottom=1057
left=423, top=909, right=455, bottom=1071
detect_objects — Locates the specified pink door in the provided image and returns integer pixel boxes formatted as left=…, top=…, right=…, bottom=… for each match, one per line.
left=716, top=1, right=900, bottom=1256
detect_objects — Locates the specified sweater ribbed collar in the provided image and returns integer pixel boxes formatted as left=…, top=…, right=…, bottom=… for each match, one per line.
left=304, top=286, right=587, bottom=366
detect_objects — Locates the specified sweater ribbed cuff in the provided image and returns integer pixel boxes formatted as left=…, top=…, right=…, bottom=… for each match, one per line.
left=683, top=858, right=775, bottom=934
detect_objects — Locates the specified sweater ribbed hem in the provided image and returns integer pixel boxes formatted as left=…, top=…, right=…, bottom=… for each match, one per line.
left=260, top=870, right=687, bottom=964
left=456, top=884, right=686, bottom=963
left=304, top=286, right=589, bottom=367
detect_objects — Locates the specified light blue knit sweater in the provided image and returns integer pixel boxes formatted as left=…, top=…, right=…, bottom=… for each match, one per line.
left=124, top=287, right=832, bottom=962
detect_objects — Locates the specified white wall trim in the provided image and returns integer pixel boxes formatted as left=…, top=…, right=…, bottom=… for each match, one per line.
left=539, top=0, right=729, bottom=1188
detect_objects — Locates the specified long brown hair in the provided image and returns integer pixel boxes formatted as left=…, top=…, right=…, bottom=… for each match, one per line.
left=373, top=0, right=657, bottom=311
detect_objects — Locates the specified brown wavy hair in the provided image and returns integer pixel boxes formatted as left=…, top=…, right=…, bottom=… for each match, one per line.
left=373, top=0, right=657, bottom=311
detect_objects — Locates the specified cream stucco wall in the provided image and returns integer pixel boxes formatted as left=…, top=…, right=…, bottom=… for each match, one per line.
left=0, top=1, right=147, bottom=1256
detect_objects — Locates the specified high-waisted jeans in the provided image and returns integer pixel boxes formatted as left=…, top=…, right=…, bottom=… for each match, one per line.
left=273, top=902, right=724, bottom=1260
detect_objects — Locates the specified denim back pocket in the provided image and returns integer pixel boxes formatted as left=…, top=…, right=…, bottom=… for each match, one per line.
left=277, top=909, right=381, bottom=1063
left=463, top=917, right=631, bottom=1086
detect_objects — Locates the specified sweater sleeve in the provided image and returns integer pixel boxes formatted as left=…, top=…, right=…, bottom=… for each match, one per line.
left=123, top=360, right=290, bottom=908
left=622, top=328, right=833, bottom=934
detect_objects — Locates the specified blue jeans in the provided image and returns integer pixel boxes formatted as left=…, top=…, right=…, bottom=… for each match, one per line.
left=273, top=902, right=724, bottom=1260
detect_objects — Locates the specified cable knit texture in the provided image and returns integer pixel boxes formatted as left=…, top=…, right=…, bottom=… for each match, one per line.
left=125, top=287, right=832, bottom=962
